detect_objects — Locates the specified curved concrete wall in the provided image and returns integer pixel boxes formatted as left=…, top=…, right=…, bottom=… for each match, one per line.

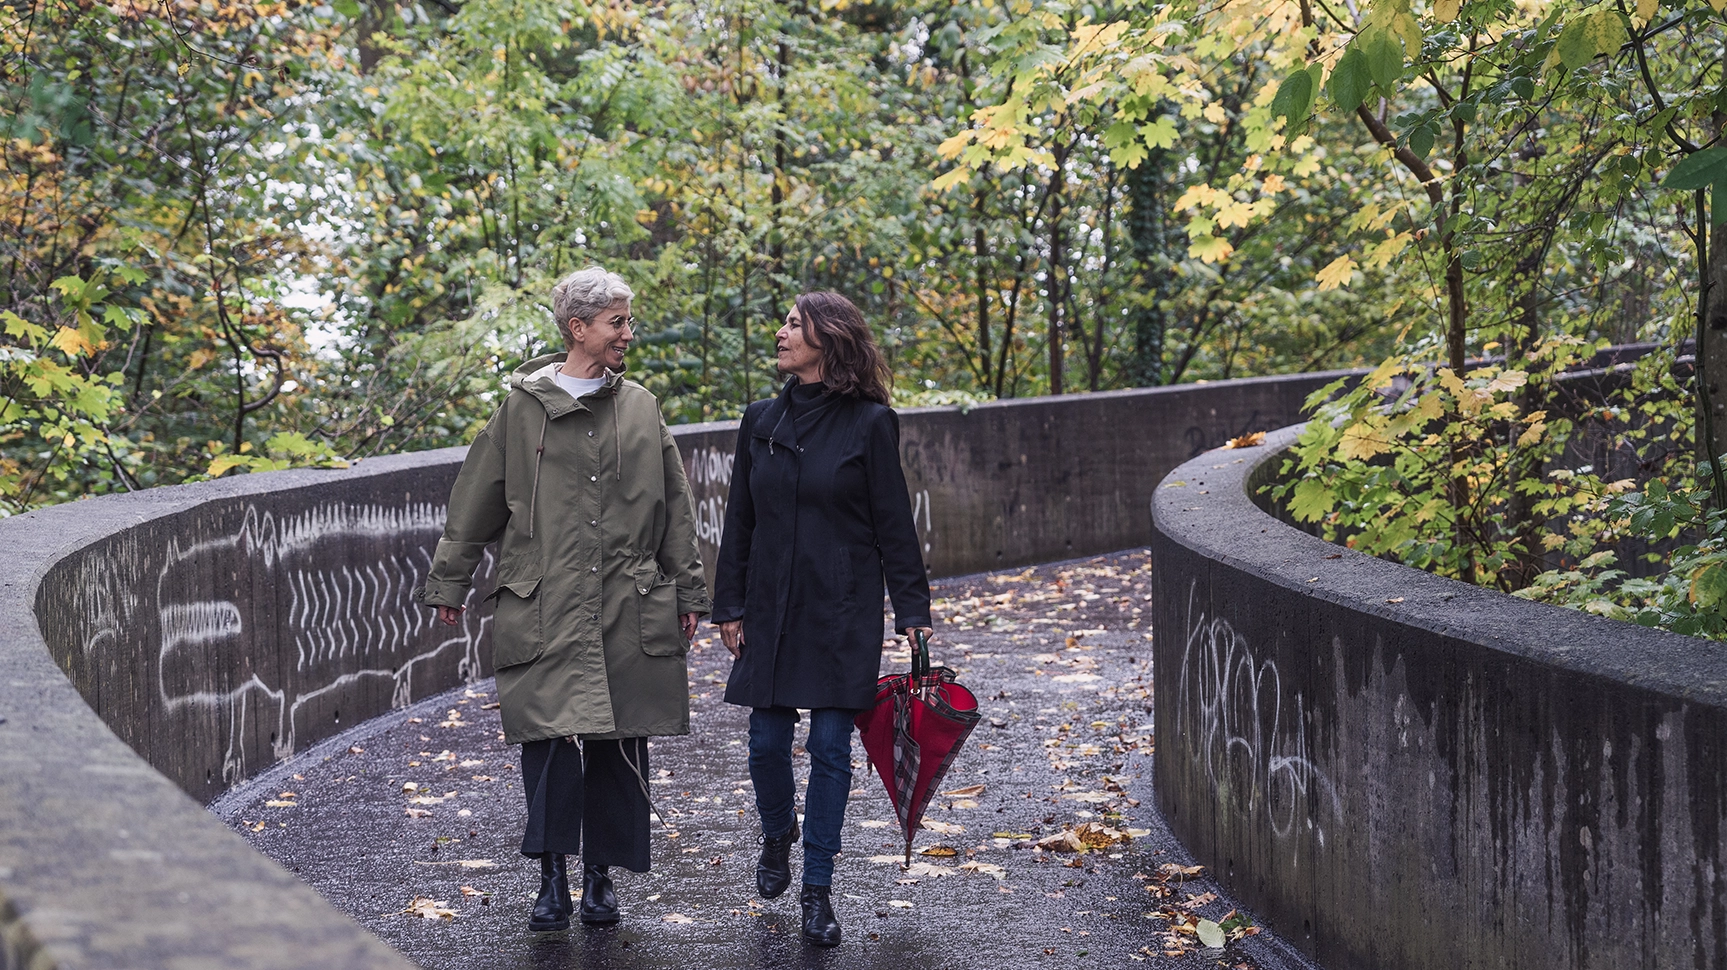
left=0, top=370, right=1347, bottom=970
left=1151, top=426, right=1727, bottom=970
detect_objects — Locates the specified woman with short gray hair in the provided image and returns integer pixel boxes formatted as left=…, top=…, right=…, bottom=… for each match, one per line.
left=419, top=264, right=710, bottom=932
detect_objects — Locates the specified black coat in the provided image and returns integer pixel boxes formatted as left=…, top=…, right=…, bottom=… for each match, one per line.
left=712, top=381, right=933, bottom=711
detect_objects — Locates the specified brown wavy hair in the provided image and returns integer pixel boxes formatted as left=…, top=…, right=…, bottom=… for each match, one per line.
left=793, top=291, right=891, bottom=405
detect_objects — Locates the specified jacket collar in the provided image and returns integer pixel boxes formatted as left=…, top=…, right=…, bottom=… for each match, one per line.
left=511, top=353, right=624, bottom=418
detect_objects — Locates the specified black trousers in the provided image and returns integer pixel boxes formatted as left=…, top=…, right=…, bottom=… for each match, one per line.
left=519, top=737, right=651, bottom=872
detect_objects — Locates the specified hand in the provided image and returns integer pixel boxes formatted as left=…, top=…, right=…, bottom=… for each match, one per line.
left=719, top=619, right=744, bottom=659
left=436, top=605, right=464, bottom=626
left=906, top=626, right=934, bottom=645
left=680, top=612, right=699, bottom=643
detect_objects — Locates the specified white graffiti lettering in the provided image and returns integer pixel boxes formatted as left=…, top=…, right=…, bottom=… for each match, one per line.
left=1178, top=581, right=1341, bottom=847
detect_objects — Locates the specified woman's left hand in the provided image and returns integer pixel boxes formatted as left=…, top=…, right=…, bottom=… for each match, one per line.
left=680, top=612, right=699, bottom=643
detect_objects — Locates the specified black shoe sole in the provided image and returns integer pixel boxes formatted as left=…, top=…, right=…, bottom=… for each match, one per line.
left=800, top=932, right=840, bottom=947
left=579, top=910, right=621, bottom=925
left=528, top=917, right=570, bottom=932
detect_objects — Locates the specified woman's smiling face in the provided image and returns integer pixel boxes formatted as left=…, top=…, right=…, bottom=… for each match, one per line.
left=566, top=299, right=634, bottom=376
left=776, top=306, right=823, bottom=383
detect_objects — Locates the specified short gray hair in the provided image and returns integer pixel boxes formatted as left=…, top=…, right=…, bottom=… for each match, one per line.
left=551, top=266, right=634, bottom=346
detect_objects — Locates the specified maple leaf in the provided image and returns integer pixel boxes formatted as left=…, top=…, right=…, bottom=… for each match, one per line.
left=1315, top=255, right=1357, bottom=291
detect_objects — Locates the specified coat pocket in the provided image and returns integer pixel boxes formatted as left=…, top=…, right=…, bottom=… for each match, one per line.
left=634, top=561, right=684, bottom=657
left=490, top=576, right=545, bottom=669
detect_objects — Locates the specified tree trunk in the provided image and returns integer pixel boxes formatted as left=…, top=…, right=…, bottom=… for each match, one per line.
left=1702, top=111, right=1727, bottom=488
left=1047, top=154, right=1065, bottom=396
left=1125, top=142, right=1172, bottom=386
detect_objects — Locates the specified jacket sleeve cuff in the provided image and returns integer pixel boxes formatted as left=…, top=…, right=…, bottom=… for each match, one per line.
left=416, top=580, right=470, bottom=609
left=709, top=604, right=743, bottom=624
left=894, top=615, right=934, bottom=634
left=677, top=588, right=712, bottom=616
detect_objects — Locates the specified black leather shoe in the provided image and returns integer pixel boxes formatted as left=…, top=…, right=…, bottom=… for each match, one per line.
left=578, top=864, right=620, bottom=925
left=799, top=883, right=841, bottom=947
left=528, top=854, right=570, bottom=932
left=755, top=818, right=799, bottom=899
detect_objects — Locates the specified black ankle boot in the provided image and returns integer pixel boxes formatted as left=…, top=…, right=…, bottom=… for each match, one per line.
left=528, top=854, right=570, bottom=931
left=799, top=883, right=840, bottom=947
left=578, top=864, right=620, bottom=925
left=756, top=818, right=800, bottom=899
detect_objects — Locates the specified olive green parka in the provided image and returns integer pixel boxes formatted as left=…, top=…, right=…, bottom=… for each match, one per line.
left=416, top=355, right=710, bottom=743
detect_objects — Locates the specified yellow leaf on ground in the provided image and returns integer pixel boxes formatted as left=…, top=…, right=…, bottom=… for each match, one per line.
left=1221, top=431, right=1266, bottom=450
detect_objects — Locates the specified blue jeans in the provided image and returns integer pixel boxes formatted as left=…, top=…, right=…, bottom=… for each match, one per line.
left=749, top=706, right=856, bottom=888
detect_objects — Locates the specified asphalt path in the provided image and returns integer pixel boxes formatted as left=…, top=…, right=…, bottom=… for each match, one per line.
left=214, top=550, right=1318, bottom=970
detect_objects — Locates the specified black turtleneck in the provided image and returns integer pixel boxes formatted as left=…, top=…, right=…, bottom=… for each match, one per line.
left=787, top=380, right=833, bottom=436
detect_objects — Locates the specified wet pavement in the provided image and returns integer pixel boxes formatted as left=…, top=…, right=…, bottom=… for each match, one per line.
left=213, top=550, right=1318, bottom=970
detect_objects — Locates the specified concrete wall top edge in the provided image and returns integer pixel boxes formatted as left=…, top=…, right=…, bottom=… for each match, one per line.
left=1151, top=423, right=1727, bottom=710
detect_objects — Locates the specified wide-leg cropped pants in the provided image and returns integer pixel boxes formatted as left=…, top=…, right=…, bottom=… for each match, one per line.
left=519, top=736, right=651, bottom=872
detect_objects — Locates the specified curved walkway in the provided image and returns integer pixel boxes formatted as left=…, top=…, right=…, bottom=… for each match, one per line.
left=213, top=551, right=1316, bottom=970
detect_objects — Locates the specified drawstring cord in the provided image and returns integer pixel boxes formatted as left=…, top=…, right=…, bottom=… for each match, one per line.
left=527, top=412, right=548, bottom=539
left=619, top=739, right=676, bottom=830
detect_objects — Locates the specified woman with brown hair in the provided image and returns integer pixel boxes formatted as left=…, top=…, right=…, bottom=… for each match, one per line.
left=710, top=291, right=934, bottom=947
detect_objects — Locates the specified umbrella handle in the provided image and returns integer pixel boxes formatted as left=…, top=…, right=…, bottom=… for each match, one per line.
left=913, top=629, right=931, bottom=681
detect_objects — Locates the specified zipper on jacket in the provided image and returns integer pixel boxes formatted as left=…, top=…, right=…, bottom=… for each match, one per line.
left=528, top=412, right=548, bottom=539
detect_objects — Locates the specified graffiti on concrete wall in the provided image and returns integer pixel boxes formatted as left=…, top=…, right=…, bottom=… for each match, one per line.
left=65, top=500, right=490, bottom=787
left=1178, top=581, right=1340, bottom=847
left=683, top=446, right=733, bottom=554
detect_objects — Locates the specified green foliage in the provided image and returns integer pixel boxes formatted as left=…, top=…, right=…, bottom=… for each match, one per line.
left=1273, top=336, right=1608, bottom=590
left=1517, top=472, right=1727, bottom=640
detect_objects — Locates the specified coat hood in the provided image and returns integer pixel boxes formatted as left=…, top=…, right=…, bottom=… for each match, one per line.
left=509, top=352, right=626, bottom=418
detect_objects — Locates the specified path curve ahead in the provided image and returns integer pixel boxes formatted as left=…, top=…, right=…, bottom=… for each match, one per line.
left=214, top=551, right=1317, bottom=970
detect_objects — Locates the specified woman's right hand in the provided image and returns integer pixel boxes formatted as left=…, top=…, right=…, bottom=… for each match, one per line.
left=719, top=620, right=744, bottom=659
left=436, top=605, right=464, bottom=626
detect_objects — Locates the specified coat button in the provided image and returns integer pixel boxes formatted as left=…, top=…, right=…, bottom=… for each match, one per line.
left=591, top=566, right=598, bottom=572
left=591, top=520, right=598, bottom=526
left=588, top=431, right=594, bottom=436
left=590, top=475, right=597, bottom=481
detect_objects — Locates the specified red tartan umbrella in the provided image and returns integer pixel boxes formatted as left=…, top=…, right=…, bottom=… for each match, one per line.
left=855, top=631, right=982, bottom=864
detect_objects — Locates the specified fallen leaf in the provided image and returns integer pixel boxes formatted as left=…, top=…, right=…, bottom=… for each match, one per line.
left=399, top=896, right=456, bottom=920
left=405, top=808, right=433, bottom=818
left=348, top=746, right=365, bottom=754
left=663, top=913, right=696, bottom=924
left=1196, top=918, right=1226, bottom=948
left=950, top=799, right=980, bottom=809
left=1035, top=830, right=1086, bottom=853
left=921, top=820, right=964, bottom=835
left=264, top=799, right=297, bottom=808
left=940, top=784, right=986, bottom=796
left=1221, top=431, right=1266, bottom=449
left=887, top=900, right=913, bottom=909
left=1385, top=596, right=1405, bottom=604
left=458, top=886, right=487, bottom=897
left=903, top=861, right=958, bottom=878
left=867, top=855, right=907, bottom=865
left=858, top=820, right=890, bottom=829
left=1075, top=821, right=1132, bottom=848
left=919, top=845, right=959, bottom=857
left=480, top=702, right=500, bottom=710
left=959, top=861, right=1008, bottom=880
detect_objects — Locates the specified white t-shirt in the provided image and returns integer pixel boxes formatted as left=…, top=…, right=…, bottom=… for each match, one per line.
left=553, top=369, right=606, bottom=401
